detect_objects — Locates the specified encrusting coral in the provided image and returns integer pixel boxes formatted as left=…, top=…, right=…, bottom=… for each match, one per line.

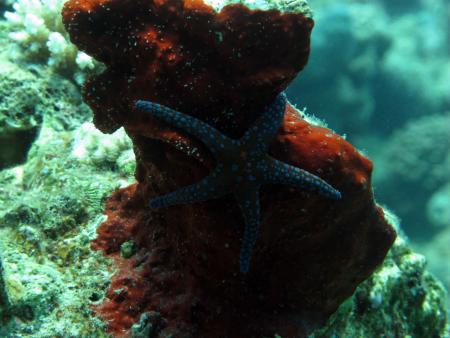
left=61, top=0, right=397, bottom=336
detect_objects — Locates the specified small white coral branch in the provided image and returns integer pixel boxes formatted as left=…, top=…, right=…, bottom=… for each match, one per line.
left=4, top=0, right=97, bottom=84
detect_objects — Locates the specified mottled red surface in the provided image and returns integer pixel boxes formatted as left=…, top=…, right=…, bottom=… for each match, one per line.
left=63, top=0, right=396, bottom=337
left=91, top=104, right=395, bottom=338
left=62, top=0, right=313, bottom=136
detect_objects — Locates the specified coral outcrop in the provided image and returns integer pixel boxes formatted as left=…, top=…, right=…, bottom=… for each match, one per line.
left=312, top=214, right=448, bottom=338
left=3, top=0, right=98, bottom=84
left=0, top=122, right=136, bottom=336
left=287, top=2, right=391, bottom=135
left=62, top=0, right=314, bottom=134
left=289, top=0, right=450, bottom=312
left=376, top=113, right=450, bottom=234
left=1, top=124, right=446, bottom=337
left=287, top=0, right=450, bottom=137
left=0, top=59, right=91, bottom=169
left=427, top=182, right=450, bottom=229
left=62, top=0, right=396, bottom=336
left=0, top=60, right=41, bottom=168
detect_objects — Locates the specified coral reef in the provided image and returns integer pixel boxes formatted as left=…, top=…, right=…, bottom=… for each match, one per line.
left=312, top=213, right=448, bottom=338
left=3, top=0, right=99, bottom=84
left=0, top=0, right=448, bottom=337
left=375, top=113, right=450, bottom=235
left=417, top=222, right=450, bottom=312
left=375, top=10, right=450, bottom=132
left=0, top=58, right=91, bottom=169
left=0, top=60, right=42, bottom=168
left=287, top=0, right=450, bottom=137
left=0, top=121, right=136, bottom=336
left=71, top=122, right=135, bottom=174
left=426, top=182, right=450, bottom=229
left=1, top=134, right=447, bottom=337
left=287, top=2, right=391, bottom=134
left=0, top=247, right=11, bottom=327
left=60, top=0, right=399, bottom=336
left=286, top=0, right=449, bottom=311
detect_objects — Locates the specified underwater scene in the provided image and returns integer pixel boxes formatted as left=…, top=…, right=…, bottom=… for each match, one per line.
left=0, top=0, right=449, bottom=337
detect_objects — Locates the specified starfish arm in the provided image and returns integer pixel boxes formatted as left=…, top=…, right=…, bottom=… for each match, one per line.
left=261, top=158, right=342, bottom=200
left=136, top=100, right=233, bottom=157
left=149, top=167, right=230, bottom=209
left=240, top=92, right=287, bottom=152
left=234, top=185, right=261, bottom=274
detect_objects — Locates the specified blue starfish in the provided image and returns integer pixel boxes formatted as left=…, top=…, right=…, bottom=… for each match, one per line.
left=135, top=93, right=341, bottom=273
